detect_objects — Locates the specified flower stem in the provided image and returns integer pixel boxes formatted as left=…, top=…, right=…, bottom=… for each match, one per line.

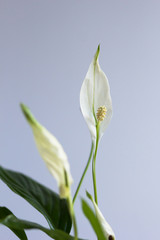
left=73, top=142, right=94, bottom=204
left=72, top=211, right=78, bottom=240
left=64, top=170, right=78, bottom=240
left=92, top=122, right=100, bottom=205
left=67, top=195, right=78, bottom=240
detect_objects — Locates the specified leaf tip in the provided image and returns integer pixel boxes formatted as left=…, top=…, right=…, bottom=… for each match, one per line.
left=86, top=190, right=93, bottom=201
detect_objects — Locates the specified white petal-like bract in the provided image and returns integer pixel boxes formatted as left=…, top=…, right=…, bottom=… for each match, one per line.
left=21, top=104, right=73, bottom=198
left=87, top=192, right=115, bottom=240
left=80, top=46, right=112, bottom=140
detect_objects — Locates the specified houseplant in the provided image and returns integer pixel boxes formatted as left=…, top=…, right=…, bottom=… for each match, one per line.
left=0, top=46, right=115, bottom=240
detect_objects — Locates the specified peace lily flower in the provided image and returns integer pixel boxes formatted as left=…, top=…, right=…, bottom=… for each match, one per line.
left=80, top=45, right=112, bottom=141
left=87, top=192, right=115, bottom=240
left=20, top=104, right=73, bottom=198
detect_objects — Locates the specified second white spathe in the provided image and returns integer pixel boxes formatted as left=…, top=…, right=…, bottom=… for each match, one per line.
left=21, top=104, right=73, bottom=198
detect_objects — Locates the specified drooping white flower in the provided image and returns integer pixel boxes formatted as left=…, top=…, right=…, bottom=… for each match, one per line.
left=21, top=104, right=73, bottom=198
left=87, top=192, right=115, bottom=240
left=80, top=46, right=112, bottom=140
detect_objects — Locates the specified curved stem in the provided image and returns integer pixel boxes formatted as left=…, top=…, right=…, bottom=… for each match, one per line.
left=73, top=142, right=94, bottom=204
left=92, top=122, right=100, bottom=205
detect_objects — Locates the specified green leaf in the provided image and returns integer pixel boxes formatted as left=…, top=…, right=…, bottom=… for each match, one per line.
left=0, top=207, right=28, bottom=240
left=0, top=206, right=86, bottom=240
left=0, top=166, right=71, bottom=233
left=81, top=199, right=106, bottom=240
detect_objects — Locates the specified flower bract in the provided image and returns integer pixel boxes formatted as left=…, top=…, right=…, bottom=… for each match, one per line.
left=87, top=192, right=115, bottom=240
left=80, top=46, right=112, bottom=140
left=21, top=104, right=73, bottom=198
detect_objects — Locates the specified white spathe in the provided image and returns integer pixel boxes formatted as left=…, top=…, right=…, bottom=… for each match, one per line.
left=93, top=202, right=115, bottom=240
left=21, top=104, right=73, bottom=198
left=87, top=192, right=115, bottom=240
left=80, top=46, right=112, bottom=140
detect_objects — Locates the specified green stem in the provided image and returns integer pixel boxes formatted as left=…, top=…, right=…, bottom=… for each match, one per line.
left=67, top=195, right=78, bottom=240
left=92, top=122, right=100, bottom=205
left=64, top=170, right=78, bottom=239
left=73, top=142, right=94, bottom=204
left=72, top=211, right=78, bottom=240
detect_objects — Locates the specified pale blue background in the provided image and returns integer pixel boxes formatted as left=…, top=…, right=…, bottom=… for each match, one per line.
left=1, top=1, right=160, bottom=239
